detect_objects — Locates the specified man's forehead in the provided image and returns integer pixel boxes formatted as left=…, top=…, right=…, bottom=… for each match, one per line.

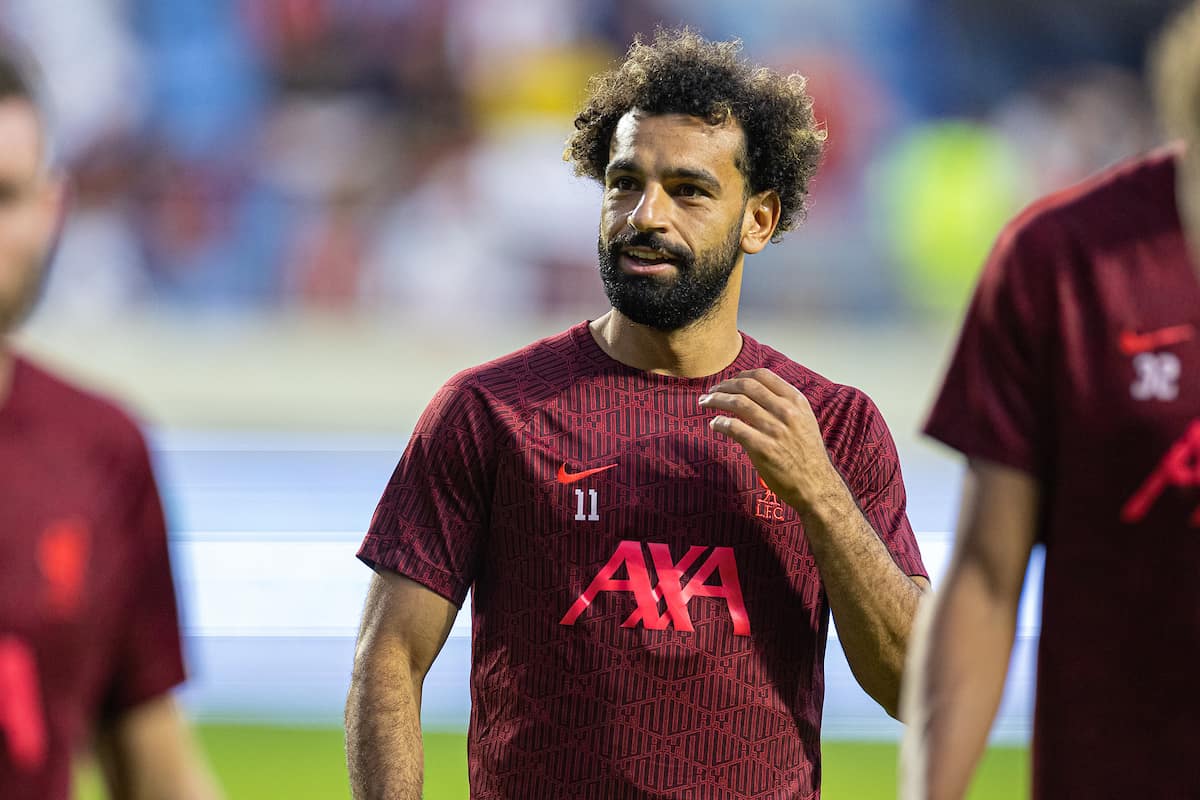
left=608, top=110, right=745, bottom=176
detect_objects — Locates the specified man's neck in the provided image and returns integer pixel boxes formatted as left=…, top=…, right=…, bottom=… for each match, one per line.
left=1175, top=147, right=1200, bottom=282
left=1181, top=212, right=1200, bottom=284
left=589, top=289, right=745, bottom=378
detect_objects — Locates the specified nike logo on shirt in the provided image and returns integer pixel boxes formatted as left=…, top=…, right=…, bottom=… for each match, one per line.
left=1119, top=324, right=1194, bottom=355
left=556, top=463, right=618, bottom=484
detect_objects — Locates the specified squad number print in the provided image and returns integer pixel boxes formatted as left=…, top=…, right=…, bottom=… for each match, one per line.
left=1131, top=352, right=1181, bottom=401
left=574, top=488, right=600, bottom=522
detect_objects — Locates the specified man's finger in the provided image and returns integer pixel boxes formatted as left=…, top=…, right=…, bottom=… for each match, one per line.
left=737, top=368, right=804, bottom=401
left=708, top=415, right=772, bottom=453
left=706, top=376, right=789, bottom=418
left=699, top=389, right=777, bottom=431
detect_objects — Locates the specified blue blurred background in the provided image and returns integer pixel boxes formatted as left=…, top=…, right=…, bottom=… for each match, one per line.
left=4, top=0, right=1186, bottom=767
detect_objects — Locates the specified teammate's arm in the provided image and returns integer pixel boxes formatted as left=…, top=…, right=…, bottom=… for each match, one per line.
left=95, top=432, right=220, bottom=800
left=900, top=459, right=1038, bottom=800
left=346, top=569, right=459, bottom=800
left=95, top=694, right=221, bottom=800
left=701, top=368, right=926, bottom=718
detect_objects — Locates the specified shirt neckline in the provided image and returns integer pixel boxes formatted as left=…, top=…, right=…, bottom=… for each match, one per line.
left=570, top=320, right=760, bottom=386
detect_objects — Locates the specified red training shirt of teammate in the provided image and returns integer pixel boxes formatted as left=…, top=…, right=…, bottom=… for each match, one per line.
left=0, top=359, right=186, bottom=799
left=902, top=7, right=1200, bottom=796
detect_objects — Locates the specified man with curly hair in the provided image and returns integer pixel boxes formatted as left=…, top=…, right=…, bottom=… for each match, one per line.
left=902, top=3, right=1200, bottom=799
left=348, top=29, right=928, bottom=799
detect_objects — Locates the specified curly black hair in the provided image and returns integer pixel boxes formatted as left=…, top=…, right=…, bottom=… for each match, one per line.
left=565, top=28, right=824, bottom=240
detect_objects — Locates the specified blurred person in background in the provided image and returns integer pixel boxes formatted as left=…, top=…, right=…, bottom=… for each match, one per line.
left=902, top=3, right=1200, bottom=798
left=347, top=29, right=927, bottom=799
left=0, top=43, right=218, bottom=800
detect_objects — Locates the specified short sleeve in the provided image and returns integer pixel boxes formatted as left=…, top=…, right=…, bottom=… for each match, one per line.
left=357, top=379, right=497, bottom=607
left=841, top=393, right=928, bottom=579
left=102, top=432, right=186, bottom=719
left=923, top=216, right=1055, bottom=475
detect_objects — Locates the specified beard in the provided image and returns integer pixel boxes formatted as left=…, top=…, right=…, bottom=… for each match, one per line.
left=0, top=258, right=48, bottom=335
left=598, top=218, right=742, bottom=332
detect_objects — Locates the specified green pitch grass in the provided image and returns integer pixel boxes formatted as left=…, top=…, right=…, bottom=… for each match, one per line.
left=76, top=725, right=1028, bottom=799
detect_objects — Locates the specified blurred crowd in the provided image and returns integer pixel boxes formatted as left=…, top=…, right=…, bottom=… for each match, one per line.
left=5, top=0, right=1184, bottom=322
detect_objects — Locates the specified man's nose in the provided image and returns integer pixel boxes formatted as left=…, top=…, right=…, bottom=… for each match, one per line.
left=627, top=183, right=669, bottom=233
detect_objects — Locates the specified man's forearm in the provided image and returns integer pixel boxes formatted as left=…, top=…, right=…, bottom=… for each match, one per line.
left=96, top=695, right=222, bottom=800
left=798, top=478, right=924, bottom=718
left=696, top=371, right=926, bottom=715
left=345, top=649, right=424, bottom=800
left=901, top=560, right=1018, bottom=800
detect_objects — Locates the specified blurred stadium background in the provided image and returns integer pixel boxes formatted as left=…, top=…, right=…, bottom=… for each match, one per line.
left=1, top=0, right=1186, bottom=797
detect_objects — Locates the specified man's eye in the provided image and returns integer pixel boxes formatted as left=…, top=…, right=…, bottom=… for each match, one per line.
left=612, top=177, right=637, bottom=191
left=677, top=184, right=701, bottom=197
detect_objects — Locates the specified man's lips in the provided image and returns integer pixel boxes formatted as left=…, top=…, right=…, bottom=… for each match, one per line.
left=619, top=247, right=680, bottom=275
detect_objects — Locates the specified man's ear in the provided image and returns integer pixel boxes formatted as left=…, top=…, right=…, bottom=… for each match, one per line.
left=741, top=189, right=781, bottom=254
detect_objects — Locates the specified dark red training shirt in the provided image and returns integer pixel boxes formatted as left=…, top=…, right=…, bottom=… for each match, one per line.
left=926, top=149, right=1200, bottom=798
left=0, top=355, right=185, bottom=800
left=361, top=323, right=926, bottom=799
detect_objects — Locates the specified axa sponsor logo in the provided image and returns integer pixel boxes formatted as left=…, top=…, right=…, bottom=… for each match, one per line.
left=0, top=637, right=46, bottom=771
left=1121, top=419, right=1200, bottom=525
left=560, top=540, right=750, bottom=636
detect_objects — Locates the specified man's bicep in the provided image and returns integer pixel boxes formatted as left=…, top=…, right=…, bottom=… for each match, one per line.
left=355, top=570, right=459, bottom=679
left=950, top=459, right=1040, bottom=605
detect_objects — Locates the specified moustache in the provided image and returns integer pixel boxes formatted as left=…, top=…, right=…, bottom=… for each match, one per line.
left=607, top=231, right=692, bottom=265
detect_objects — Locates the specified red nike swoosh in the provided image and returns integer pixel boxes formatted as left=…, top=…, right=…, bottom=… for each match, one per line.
left=556, top=463, right=618, bottom=484
left=1118, top=324, right=1194, bottom=355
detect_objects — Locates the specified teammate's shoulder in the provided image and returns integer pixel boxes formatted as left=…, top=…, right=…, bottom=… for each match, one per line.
left=13, top=355, right=150, bottom=454
left=1001, top=146, right=1178, bottom=253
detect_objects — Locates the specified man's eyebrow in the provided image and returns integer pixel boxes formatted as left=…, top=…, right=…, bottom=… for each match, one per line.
left=605, top=158, right=640, bottom=177
left=605, top=159, right=722, bottom=188
left=667, top=166, right=721, bottom=187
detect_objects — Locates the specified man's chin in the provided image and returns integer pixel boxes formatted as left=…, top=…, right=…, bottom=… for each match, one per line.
left=608, top=297, right=705, bottom=332
left=0, top=265, right=50, bottom=334
left=0, top=290, right=43, bottom=335
left=0, top=310, right=24, bottom=336
left=0, top=298, right=20, bottom=334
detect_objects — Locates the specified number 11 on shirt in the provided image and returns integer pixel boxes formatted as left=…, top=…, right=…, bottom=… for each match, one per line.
left=574, top=488, right=600, bottom=522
